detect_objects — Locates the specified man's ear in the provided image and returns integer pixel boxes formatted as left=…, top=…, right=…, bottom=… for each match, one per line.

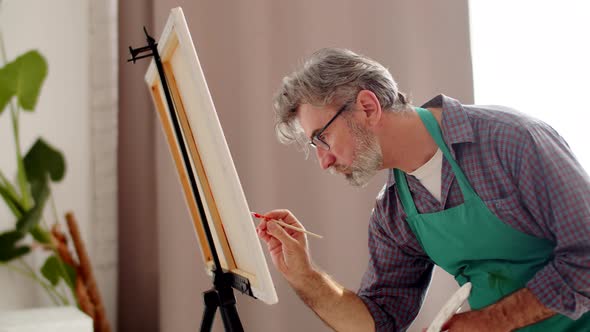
left=356, top=90, right=382, bottom=127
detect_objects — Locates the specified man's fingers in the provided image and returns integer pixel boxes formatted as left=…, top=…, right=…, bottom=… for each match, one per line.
left=258, top=218, right=268, bottom=230
left=258, top=229, right=271, bottom=242
left=266, top=221, right=298, bottom=247
left=262, top=209, right=290, bottom=220
left=262, top=209, right=302, bottom=227
left=266, top=236, right=281, bottom=251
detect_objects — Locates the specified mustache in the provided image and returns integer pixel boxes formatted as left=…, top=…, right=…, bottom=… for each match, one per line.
left=327, top=164, right=352, bottom=175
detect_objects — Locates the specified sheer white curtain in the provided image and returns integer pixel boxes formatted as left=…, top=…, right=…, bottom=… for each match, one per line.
left=469, top=0, right=590, bottom=169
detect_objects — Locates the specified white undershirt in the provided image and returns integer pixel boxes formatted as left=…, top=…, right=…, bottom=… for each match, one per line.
left=408, top=148, right=443, bottom=202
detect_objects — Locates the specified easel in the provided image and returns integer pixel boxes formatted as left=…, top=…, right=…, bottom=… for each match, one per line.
left=128, top=27, right=253, bottom=332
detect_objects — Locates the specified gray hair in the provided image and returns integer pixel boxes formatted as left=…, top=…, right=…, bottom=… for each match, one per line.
left=272, top=48, right=410, bottom=148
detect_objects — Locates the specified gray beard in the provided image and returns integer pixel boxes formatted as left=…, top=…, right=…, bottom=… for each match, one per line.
left=328, top=120, right=383, bottom=187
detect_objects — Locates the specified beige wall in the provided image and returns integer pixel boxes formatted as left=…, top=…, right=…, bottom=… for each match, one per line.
left=119, top=1, right=473, bottom=331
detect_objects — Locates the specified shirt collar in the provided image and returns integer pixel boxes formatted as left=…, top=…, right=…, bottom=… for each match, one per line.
left=386, top=94, right=475, bottom=187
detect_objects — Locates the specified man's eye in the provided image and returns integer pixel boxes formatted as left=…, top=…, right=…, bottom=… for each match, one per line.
left=319, top=133, right=327, bottom=141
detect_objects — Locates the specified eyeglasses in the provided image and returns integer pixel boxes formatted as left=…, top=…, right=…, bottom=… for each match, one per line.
left=309, top=102, right=350, bottom=151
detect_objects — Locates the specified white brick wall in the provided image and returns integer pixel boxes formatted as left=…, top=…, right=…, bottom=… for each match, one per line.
left=88, top=0, right=118, bottom=328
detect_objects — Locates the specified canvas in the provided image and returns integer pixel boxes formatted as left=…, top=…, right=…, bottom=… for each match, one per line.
left=144, top=7, right=278, bottom=305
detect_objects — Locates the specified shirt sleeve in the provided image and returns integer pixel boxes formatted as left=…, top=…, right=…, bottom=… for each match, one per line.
left=357, top=188, right=434, bottom=331
left=503, top=120, right=590, bottom=319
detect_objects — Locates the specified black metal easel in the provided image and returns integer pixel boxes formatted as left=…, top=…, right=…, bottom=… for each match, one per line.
left=128, top=27, right=253, bottom=332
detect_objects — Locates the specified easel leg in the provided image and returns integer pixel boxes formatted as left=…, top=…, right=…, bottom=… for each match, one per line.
left=200, top=288, right=244, bottom=332
left=218, top=287, right=243, bottom=332
left=200, top=290, right=218, bottom=332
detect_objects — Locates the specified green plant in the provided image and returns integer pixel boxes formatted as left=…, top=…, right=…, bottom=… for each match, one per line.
left=0, top=26, right=77, bottom=305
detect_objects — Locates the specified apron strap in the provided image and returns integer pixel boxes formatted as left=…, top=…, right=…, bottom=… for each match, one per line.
left=394, top=108, right=477, bottom=216
left=394, top=168, right=418, bottom=215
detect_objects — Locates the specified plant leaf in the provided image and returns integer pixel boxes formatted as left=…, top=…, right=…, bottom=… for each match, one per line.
left=41, top=255, right=76, bottom=289
left=0, top=57, right=18, bottom=115
left=16, top=146, right=32, bottom=210
left=0, top=230, right=30, bottom=262
left=41, top=255, right=60, bottom=285
left=0, top=230, right=25, bottom=249
left=0, top=50, right=48, bottom=113
left=0, top=181, right=25, bottom=218
left=15, top=179, right=49, bottom=233
left=16, top=51, right=48, bottom=110
left=0, top=86, right=14, bottom=113
left=63, top=261, right=77, bottom=290
left=30, top=225, right=52, bottom=244
left=0, top=246, right=30, bottom=262
left=24, top=138, right=66, bottom=183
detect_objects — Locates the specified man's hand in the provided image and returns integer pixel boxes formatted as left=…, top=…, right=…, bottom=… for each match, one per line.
left=256, top=209, right=314, bottom=286
left=256, top=209, right=376, bottom=331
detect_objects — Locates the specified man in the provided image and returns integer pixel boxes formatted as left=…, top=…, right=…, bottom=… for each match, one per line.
left=256, top=48, right=590, bottom=331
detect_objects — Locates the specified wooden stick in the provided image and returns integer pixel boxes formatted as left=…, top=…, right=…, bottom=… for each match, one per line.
left=76, top=275, right=96, bottom=319
left=51, top=224, right=76, bottom=267
left=66, top=212, right=111, bottom=332
left=51, top=224, right=96, bottom=321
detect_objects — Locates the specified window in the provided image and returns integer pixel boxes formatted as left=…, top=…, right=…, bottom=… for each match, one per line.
left=469, top=1, right=590, bottom=168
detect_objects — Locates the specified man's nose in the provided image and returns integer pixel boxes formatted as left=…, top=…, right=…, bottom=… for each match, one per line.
left=316, top=148, right=335, bottom=170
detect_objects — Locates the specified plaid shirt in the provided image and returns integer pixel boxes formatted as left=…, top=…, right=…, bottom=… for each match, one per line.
left=357, top=95, right=590, bottom=331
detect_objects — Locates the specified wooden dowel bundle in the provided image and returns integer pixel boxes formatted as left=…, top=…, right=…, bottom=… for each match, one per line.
left=52, top=212, right=111, bottom=332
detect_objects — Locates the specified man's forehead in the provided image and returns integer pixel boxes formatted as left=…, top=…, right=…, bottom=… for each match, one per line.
left=297, top=103, right=334, bottom=137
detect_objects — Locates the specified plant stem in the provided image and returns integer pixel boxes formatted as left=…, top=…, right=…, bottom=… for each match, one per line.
left=0, top=260, right=62, bottom=306
left=0, top=27, right=7, bottom=65
left=12, top=104, right=31, bottom=209
left=46, top=187, right=75, bottom=305
left=21, top=258, right=70, bottom=305
left=42, top=215, right=73, bottom=305
left=0, top=169, right=24, bottom=218
left=0, top=169, right=19, bottom=200
left=16, top=259, right=68, bottom=305
left=48, top=182, right=60, bottom=225
left=0, top=22, right=18, bottom=126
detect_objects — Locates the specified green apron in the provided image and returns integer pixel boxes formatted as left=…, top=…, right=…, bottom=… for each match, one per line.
left=393, top=108, right=590, bottom=331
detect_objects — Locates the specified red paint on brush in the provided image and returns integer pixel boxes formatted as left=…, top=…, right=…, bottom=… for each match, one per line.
left=252, top=212, right=270, bottom=220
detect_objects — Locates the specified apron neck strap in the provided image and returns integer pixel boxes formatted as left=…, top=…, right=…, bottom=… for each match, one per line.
left=394, top=108, right=477, bottom=215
